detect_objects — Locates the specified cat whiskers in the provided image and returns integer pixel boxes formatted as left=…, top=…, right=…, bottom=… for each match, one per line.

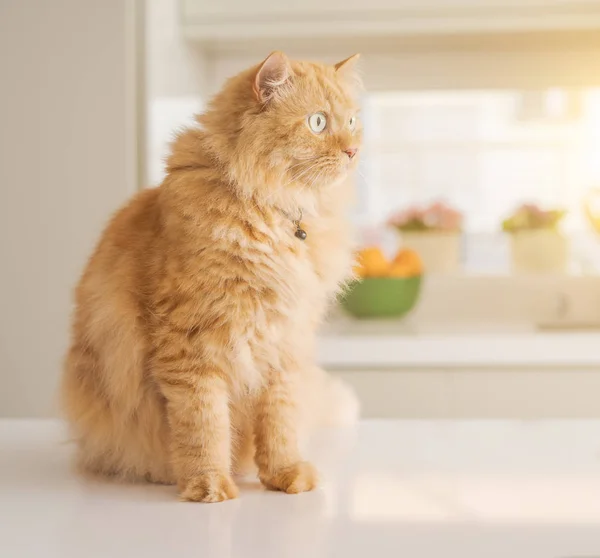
left=291, top=165, right=326, bottom=202
left=280, top=162, right=322, bottom=189
left=284, top=156, right=319, bottom=175
left=305, top=167, right=326, bottom=190
left=357, top=169, right=370, bottom=188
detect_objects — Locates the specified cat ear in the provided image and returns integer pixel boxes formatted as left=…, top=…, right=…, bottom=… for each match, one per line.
left=253, top=51, right=292, bottom=103
left=335, top=54, right=360, bottom=73
left=334, top=54, right=362, bottom=91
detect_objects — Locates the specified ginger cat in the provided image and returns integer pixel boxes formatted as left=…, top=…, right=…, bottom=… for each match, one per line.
left=62, top=51, right=362, bottom=502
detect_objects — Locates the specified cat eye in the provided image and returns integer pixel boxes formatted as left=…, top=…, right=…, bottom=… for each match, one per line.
left=349, top=115, right=356, bottom=130
left=308, top=112, right=327, bottom=134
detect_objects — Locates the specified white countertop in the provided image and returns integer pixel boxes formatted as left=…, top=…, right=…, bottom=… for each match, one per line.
left=3, top=419, right=600, bottom=558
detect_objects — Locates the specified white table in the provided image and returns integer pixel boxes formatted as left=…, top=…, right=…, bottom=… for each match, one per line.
left=2, top=419, right=600, bottom=558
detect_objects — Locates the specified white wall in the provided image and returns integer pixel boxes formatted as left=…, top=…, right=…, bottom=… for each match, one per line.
left=335, top=368, right=600, bottom=419
left=145, top=0, right=207, bottom=184
left=0, top=1, right=139, bottom=417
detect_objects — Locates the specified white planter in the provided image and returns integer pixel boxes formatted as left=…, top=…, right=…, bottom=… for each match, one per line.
left=400, top=232, right=461, bottom=274
left=509, top=230, right=568, bottom=274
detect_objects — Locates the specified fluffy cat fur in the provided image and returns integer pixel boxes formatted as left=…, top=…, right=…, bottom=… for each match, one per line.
left=62, top=51, right=362, bottom=502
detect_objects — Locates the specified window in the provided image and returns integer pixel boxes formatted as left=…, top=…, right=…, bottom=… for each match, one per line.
left=146, top=96, right=202, bottom=186
left=357, top=88, right=600, bottom=274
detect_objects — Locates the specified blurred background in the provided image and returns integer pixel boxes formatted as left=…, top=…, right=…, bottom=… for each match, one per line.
left=2, top=0, right=600, bottom=419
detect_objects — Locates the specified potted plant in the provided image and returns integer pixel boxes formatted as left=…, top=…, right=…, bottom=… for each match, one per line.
left=387, top=201, right=463, bottom=274
left=502, top=203, right=568, bottom=273
left=584, top=188, right=600, bottom=233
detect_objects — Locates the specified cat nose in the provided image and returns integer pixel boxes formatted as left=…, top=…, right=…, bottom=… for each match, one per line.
left=344, top=147, right=358, bottom=159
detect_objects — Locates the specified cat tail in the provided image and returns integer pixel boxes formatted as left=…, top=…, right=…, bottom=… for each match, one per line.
left=300, top=366, right=360, bottom=428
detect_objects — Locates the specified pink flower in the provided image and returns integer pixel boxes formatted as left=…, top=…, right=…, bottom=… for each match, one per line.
left=387, top=201, right=463, bottom=232
left=387, top=208, right=424, bottom=227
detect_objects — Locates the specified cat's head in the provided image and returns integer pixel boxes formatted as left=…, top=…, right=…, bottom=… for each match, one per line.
left=199, top=52, right=363, bottom=213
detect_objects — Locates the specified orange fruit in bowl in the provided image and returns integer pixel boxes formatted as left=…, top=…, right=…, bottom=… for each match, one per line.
left=354, top=246, right=389, bottom=278
left=389, top=261, right=414, bottom=278
left=392, top=248, right=423, bottom=277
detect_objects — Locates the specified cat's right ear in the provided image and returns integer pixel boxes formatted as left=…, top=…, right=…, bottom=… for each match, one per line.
left=335, top=54, right=363, bottom=93
left=253, top=51, right=292, bottom=103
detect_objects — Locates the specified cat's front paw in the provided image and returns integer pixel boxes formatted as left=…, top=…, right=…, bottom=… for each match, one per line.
left=259, top=461, right=319, bottom=494
left=180, top=472, right=239, bottom=503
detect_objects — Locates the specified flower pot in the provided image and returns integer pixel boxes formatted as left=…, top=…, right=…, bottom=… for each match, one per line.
left=509, top=230, right=568, bottom=273
left=400, top=232, right=460, bottom=274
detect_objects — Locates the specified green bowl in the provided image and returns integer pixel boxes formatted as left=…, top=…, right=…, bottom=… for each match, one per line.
left=341, top=276, right=422, bottom=318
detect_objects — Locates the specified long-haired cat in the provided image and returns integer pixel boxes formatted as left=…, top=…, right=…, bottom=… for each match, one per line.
left=62, top=51, right=362, bottom=502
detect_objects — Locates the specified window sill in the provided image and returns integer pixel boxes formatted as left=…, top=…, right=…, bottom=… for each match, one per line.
left=318, top=321, right=600, bottom=368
